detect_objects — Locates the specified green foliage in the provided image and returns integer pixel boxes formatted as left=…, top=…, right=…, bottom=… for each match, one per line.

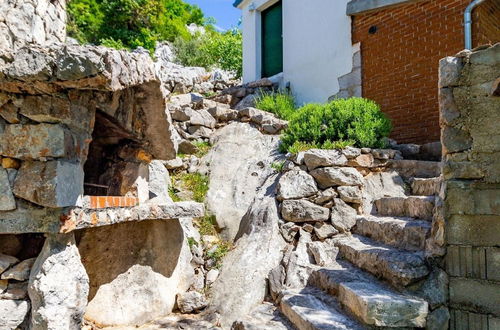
left=271, top=161, right=285, bottom=173
left=255, top=91, right=296, bottom=120
left=281, top=98, right=391, bottom=153
left=286, top=140, right=355, bottom=154
left=173, top=29, right=243, bottom=77
left=206, top=240, right=233, bottom=269
left=193, top=141, right=212, bottom=158
left=67, top=0, right=205, bottom=52
left=178, top=172, right=209, bottom=203
left=197, top=214, right=218, bottom=236
left=187, top=237, right=198, bottom=248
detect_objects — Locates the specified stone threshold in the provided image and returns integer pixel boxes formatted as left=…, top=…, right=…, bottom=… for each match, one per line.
left=0, top=201, right=204, bottom=234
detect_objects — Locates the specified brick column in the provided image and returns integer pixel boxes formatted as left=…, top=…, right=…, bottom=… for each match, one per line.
left=439, top=43, right=500, bottom=329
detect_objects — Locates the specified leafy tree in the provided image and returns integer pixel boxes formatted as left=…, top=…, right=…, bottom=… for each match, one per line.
left=67, top=0, right=205, bottom=51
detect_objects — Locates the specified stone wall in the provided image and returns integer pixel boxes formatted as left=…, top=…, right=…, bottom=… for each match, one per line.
left=439, top=43, right=500, bottom=329
left=0, top=0, right=66, bottom=52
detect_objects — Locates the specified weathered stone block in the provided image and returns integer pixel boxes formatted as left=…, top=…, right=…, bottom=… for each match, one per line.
left=438, top=87, right=460, bottom=126
left=0, top=124, right=75, bottom=160
left=447, top=215, right=500, bottom=246
left=446, top=245, right=488, bottom=279
left=439, top=56, right=463, bottom=88
left=449, top=277, right=500, bottom=315
left=442, top=126, right=472, bottom=154
left=29, top=233, right=89, bottom=330
left=445, top=180, right=500, bottom=215
left=13, top=160, right=83, bottom=208
left=442, top=161, right=484, bottom=180
left=486, top=247, right=500, bottom=282
left=0, top=167, right=16, bottom=211
left=0, top=299, right=30, bottom=330
left=18, top=94, right=95, bottom=132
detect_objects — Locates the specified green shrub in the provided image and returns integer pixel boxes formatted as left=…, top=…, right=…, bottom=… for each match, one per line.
left=198, top=214, right=218, bottom=236
left=271, top=161, right=285, bottom=173
left=255, top=91, right=296, bottom=120
left=173, top=29, right=243, bottom=78
left=67, top=0, right=205, bottom=52
left=281, top=97, right=391, bottom=153
left=206, top=240, right=233, bottom=269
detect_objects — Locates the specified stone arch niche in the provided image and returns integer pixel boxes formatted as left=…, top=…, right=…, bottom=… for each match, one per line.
left=0, top=43, right=204, bottom=329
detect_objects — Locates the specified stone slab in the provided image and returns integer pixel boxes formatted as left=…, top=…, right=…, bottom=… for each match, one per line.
left=449, top=277, right=500, bottom=315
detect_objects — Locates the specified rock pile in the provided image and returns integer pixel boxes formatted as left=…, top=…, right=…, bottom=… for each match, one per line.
left=154, top=43, right=238, bottom=97
left=167, top=92, right=288, bottom=155
left=0, top=253, right=34, bottom=329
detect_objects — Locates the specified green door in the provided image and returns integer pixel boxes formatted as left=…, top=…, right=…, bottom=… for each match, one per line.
left=261, top=1, right=283, bottom=78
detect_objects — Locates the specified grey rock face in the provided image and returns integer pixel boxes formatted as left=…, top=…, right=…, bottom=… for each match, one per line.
left=0, top=299, right=30, bottom=330
left=310, top=167, right=363, bottom=189
left=13, top=160, right=83, bottom=208
left=280, top=288, right=364, bottom=330
left=81, top=220, right=193, bottom=327
left=339, top=281, right=428, bottom=327
left=0, top=123, right=75, bottom=160
left=204, top=123, right=280, bottom=240
left=210, top=175, right=286, bottom=328
left=177, top=291, right=208, bottom=313
left=0, top=253, right=19, bottom=273
left=313, top=222, right=338, bottom=240
left=281, top=199, right=330, bottom=223
left=362, top=171, right=406, bottom=214
left=277, top=170, right=318, bottom=201
left=0, top=167, right=16, bottom=211
left=426, top=306, right=450, bottom=330
left=147, top=160, right=172, bottom=204
left=330, top=198, right=357, bottom=233
left=303, top=149, right=348, bottom=170
left=29, top=233, right=89, bottom=330
left=1, top=257, right=36, bottom=281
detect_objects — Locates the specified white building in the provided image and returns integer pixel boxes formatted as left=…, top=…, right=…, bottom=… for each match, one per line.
left=233, top=0, right=360, bottom=105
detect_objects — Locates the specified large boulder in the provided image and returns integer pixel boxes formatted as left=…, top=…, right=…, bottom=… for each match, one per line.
left=28, top=233, right=89, bottom=330
left=210, top=175, right=286, bottom=327
left=203, top=123, right=281, bottom=240
left=80, top=219, right=193, bottom=327
left=310, top=167, right=364, bottom=189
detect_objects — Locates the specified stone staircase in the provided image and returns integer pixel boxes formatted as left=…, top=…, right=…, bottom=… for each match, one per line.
left=277, top=161, right=441, bottom=329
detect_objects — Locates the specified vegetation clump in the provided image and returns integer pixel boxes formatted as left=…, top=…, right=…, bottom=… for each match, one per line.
left=281, top=97, right=391, bottom=153
left=173, top=29, right=243, bottom=78
left=255, top=91, right=297, bottom=120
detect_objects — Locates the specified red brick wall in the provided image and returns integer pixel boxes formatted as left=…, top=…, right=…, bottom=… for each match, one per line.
left=352, top=0, right=499, bottom=144
left=474, top=0, right=500, bottom=46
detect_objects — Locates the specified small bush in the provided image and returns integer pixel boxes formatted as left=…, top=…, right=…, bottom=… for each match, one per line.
left=254, top=91, right=296, bottom=120
left=271, top=161, right=285, bottom=172
left=173, top=29, right=243, bottom=78
left=281, top=98, right=391, bottom=153
left=197, top=214, right=218, bottom=236
left=206, top=240, right=233, bottom=269
left=193, top=141, right=211, bottom=158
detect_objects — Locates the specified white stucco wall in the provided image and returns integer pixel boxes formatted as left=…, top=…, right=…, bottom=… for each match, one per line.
left=238, top=0, right=354, bottom=105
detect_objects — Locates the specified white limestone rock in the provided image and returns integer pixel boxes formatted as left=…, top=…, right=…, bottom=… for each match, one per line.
left=303, top=149, right=348, bottom=170
left=177, top=291, right=208, bottom=314
left=281, top=199, right=330, bottom=223
left=277, top=169, right=318, bottom=201
left=28, top=233, right=89, bottom=330
left=310, top=167, right=364, bottom=189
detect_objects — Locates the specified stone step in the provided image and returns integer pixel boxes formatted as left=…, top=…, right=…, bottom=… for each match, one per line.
left=310, top=263, right=428, bottom=328
left=411, top=177, right=441, bottom=196
left=388, top=159, right=441, bottom=178
left=375, top=196, right=435, bottom=221
left=332, top=234, right=429, bottom=287
left=279, top=288, right=365, bottom=330
left=354, top=215, right=431, bottom=251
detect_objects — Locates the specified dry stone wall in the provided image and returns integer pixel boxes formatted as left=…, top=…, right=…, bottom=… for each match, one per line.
left=439, top=43, right=500, bottom=328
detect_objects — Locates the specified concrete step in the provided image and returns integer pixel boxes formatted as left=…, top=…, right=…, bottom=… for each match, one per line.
left=332, top=234, right=429, bottom=287
left=388, top=159, right=441, bottom=178
left=309, top=263, right=428, bottom=328
left=280, top=287, right=365, bottom=330
left=354, top=215, right=431, bottom=251
left=411, top=177, right=440, bottom=196
left=375, top=195, right=435, bottom=221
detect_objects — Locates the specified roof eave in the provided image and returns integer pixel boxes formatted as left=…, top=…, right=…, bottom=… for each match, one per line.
left=233, top=0, right=244, bottom=8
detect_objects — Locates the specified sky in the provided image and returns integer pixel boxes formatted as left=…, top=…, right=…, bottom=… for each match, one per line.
left=185, top=0, right=241, bottom=31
